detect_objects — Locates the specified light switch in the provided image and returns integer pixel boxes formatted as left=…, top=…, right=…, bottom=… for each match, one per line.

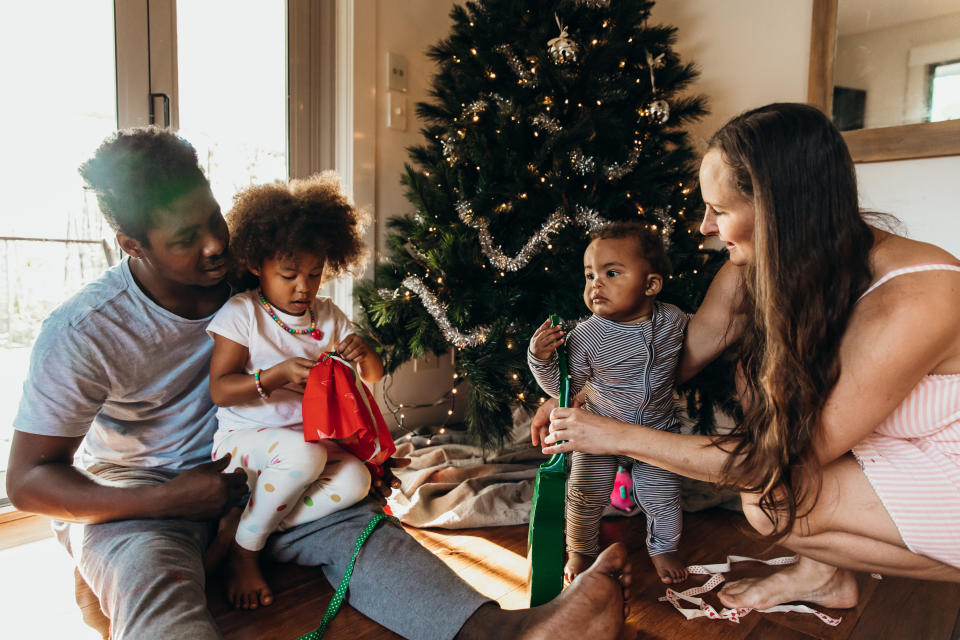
left=387, top=52, right=408, bottom=92
left=387, top=90, right=407, bottom=130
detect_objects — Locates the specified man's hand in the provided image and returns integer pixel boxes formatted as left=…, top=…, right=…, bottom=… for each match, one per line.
left=159, top=454, right=248, bottom=520
left=529, top=318, right=565, bottom=360
left=368, top=456, right=410, bottom=506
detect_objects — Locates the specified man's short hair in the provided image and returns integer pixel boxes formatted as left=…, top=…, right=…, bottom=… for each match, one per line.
left=79, top=126, right=208, bottom=243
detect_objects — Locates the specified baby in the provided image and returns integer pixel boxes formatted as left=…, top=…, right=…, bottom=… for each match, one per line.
left=528, top=221, right=689, bottom=584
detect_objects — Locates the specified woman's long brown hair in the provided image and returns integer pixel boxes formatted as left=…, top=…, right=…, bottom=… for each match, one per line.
left=709, top=104, right=874, bottom=537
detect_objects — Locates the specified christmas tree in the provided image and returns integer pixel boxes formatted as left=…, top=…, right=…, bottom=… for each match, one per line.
left=358, top=0, right=730, bottom=448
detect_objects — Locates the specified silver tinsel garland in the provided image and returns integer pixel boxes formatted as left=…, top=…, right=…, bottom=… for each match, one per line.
left=570, top=145, right=642, bottom=180
left=401, top=276, right=490, bottom=348
left=531, top=113, right=562, bottom=134
left=494, top=44, right=538, bottom=88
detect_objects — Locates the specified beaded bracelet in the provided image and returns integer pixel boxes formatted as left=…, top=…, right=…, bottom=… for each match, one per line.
left=253, top=369, right=269, bottom=399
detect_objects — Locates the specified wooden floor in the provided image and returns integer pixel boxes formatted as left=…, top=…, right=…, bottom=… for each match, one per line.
left=4, top=508, right=960, bottom=639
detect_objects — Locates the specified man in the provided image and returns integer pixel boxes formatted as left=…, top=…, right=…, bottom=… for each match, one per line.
left=8, top=127, right=629, bottom=640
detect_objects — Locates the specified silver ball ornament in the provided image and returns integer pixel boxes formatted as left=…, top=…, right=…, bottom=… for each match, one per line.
left=547, top=27, right=579, bottom=65
left=648, top=99, right=670, bottom=124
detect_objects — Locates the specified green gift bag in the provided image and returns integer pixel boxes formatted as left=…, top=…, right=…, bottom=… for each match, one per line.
left=527, top=314, right=570, bottom=606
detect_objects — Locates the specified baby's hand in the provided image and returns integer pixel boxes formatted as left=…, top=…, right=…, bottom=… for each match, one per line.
left=529, top=318, right=565, bottom=360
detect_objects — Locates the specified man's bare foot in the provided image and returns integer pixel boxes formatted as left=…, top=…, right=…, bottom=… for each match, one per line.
left=717, top=555, right=858, bottom=610
left=456, top=543, right=631, bottom=640
left=204, top=507, right=242, bottom=573
left=563, top=551, right=595, bottom=584
left=226, top=543, right=274, bottom=610
left=523, top=543, right=631, bottom=639
left=650, top=551, right=688, bottom=584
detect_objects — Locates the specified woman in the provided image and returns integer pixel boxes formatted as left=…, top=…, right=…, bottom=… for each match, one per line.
left=536, top=103, right=960, bottom=610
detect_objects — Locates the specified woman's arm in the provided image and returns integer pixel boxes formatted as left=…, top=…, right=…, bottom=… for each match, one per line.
left=677, top=261, right=748, bottom=384
left=541, top=407, right=732, bottom=483
left=814, top=270, right=960, bottom=463
left=208, top=334, right=314, bottom=405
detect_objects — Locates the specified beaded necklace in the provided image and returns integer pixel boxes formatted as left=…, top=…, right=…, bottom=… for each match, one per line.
left=258, top=291, right=324, bottom=340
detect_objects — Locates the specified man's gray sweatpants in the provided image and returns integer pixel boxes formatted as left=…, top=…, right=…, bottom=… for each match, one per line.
left=58, top=468, right=490, bottom=640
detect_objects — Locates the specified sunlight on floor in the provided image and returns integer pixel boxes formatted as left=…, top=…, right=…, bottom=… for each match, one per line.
left=1, top=526, right=102, bottom=639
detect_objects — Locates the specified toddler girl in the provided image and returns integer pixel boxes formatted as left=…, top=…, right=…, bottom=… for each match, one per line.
left=528, top=221, right=689, bottom=585
left=207, top=173, right=382, bottom=609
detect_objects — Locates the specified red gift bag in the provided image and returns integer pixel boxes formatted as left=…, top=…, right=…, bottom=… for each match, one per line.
left=302, top=352, right=396, bottom=476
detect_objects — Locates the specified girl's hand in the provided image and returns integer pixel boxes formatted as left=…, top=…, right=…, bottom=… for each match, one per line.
left=368, top=456, right=411, bottom=506
left=273, top=357, right=317, bottom=386
left=336, top=333, right=371, bottom=364
left=542, top=407, right=629, bottom=456
left=529, top=318, right=565, bottom=360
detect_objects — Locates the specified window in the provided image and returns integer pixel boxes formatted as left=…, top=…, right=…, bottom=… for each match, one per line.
left=929, top=59, right=960, bottom=122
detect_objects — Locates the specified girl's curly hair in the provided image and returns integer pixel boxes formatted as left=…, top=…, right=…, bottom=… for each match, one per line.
left=227, top=172, right=369, bottom=290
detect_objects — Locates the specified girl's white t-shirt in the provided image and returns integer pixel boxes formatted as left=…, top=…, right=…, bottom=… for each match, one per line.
left=206, top=289, right=354, bottom=430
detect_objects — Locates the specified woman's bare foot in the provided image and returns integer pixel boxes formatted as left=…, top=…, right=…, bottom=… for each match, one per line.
left=717, top=555, right=859, bottom=610
left=226, top=542, right=274, bottom=610
left=563, top=551, right=595, bottom=584
left=204, top=507, right=242, bottom=573
left=650, top=551, right=688, bottom=584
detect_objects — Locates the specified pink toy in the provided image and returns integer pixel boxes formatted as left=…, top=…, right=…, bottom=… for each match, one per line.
left=610, top=464, right=634, bottom=511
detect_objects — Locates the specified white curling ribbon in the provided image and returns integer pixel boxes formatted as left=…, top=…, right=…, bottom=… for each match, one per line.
left=658, top=555, right=843, bottom=627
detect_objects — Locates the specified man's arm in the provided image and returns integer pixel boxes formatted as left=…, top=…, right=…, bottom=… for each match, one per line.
left=7, top=430, right=247, bottom=524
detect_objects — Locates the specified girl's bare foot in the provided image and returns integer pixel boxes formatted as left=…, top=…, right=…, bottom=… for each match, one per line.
left=226, top=542, right=274, bottom=609
left=650, top=551, right=688, bottom=584
left=563, top=551, right=595, bottom=584
left=717, top=555, right=858, bottom=610
left=523, top=542, right=632, bottom=639
left=204, top=506, right=242, bottom=573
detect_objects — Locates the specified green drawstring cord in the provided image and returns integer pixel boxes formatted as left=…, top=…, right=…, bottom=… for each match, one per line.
left=296, top=512, right=395, bottom=640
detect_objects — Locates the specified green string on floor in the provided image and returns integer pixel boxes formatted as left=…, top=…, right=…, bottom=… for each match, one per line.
left=296, top=512, right=393, bottom=640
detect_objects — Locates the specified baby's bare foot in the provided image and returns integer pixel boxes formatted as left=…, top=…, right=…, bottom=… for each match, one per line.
left=650, top=551, right=688, bottom=584
left=226, top=543, right=274, bottom=610
left=717, top=555, right=858, bottom=610
left=563, top=551, right=596, bottom=585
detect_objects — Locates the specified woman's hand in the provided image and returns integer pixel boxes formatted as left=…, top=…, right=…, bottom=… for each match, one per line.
left=529, top=318, right=565, bottom=360
left=531, top=397, right=558, bottom=446
left=541, top=407, right=631, bottom=456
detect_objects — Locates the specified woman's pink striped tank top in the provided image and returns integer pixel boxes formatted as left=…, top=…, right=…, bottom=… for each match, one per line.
left=851, top=263, right=960, bottom=569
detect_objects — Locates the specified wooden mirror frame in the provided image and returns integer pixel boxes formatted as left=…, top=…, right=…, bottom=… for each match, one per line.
left=808, top=0, right=960, bottom=162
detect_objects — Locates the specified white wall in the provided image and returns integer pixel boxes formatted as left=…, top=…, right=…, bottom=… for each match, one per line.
left=362, top=0, right=960, bottom=425
left=368, top=0, right=461, bottom=431
left=650, top=0, right=960, bottom=257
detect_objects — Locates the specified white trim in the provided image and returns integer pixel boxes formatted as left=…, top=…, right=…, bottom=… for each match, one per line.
left=909, top=38, right=960, bottom=68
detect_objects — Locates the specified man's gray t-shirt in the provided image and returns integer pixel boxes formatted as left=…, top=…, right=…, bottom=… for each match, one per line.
left=13, top=258, right=217, bottom=471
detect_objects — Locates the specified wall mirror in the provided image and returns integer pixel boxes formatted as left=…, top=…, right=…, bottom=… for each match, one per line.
left=808, top=0, right=960, bottom=162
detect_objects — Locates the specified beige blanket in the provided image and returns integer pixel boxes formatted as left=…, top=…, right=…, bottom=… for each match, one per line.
left=386, top=440, right=547, bottom=529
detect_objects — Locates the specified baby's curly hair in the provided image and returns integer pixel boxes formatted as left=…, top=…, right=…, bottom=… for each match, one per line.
left=590, top=221, right=672, bottom=276
left=79, top=126, right=208, bottom=243
left=227, top=172, right=369, bottom=290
